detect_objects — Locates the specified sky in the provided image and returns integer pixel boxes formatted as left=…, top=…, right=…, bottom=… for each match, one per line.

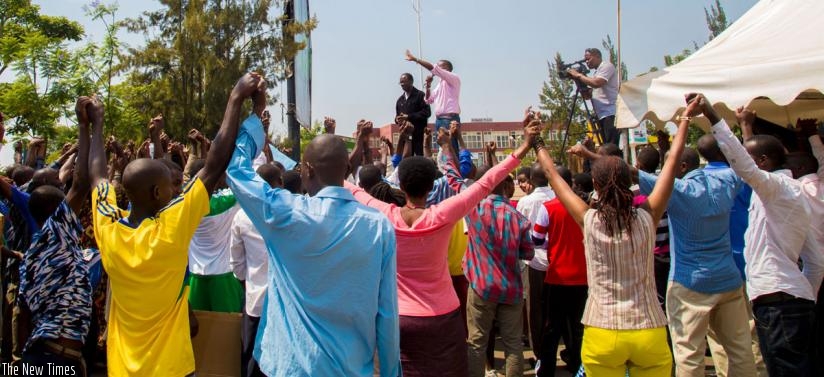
left=19, top=0, right=759, bottom=138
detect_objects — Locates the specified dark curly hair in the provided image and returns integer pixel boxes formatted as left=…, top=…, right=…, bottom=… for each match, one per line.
left=591, top=156, right=637, bottom=239
left=398, top=156, right=437, bottom=198
left=369, top=181, right=407, bottom=207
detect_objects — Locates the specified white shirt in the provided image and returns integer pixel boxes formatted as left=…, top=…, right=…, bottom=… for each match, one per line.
left=590, top=60, right=619, bottom=119
left=516, top=186, right=556, bottom=270
left=712, top=119, right=824, bottom=301
left=188, top=201, right=241, bottom=275
left=230, top=210, right=269, bottom=317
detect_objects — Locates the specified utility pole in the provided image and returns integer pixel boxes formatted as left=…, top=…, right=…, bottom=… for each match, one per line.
left=412, top=0, right=423, bottom=82
left=284, top=0, right=300, bottom=162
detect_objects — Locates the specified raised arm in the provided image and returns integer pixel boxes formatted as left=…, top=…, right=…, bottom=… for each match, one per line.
left=405, top=49, right=434, bottom=71
left=348, top=119, right=373, bottom=175
left=643, top=94, right=698, bottom=223
left=197, top=72, right=264, bottom=193
left=89, top=96, right=108, bottom=187
left=431, top=120, right=539, bottom=224
left=423, top=127, right=432, bottom=159
left=149, top=115, right=165, bottom=159
left=66, top=97, right=92, bottom=214
left=735, top=107, right=755, bottom=141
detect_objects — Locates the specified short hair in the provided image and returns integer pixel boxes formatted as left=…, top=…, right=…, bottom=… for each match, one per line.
left=516, top=167, right=531, bottom=180
left=747, top=134, right=787, bottom=167
left=282, top=170, right=302, bottom=194
left=530, top=163, right=549, bottom=187
left=398, top=156, right=438, bottom=198
left=369, top=181, right=406, bottom=207
left=11, top=165, right=34, bottom=187
left=636, top=147, right=660, bottom=173
left=556, top=165, right=573, bottom=186
left=786, top=151, right=818, bottom=177
left=697, top=134, right=726, bottom=163
left=401, top=72, right=414, bottom=83
left=586, top=48, right=602, bottom=58
left=29, top=185, right=65, bottom=225
left=257, top=164, right=283, bottom=188
left=272, top=161, right=285, bottom=172
left=598, top=143, right=622, bottom=157
left=159, top=158, right=182, bottom=173
left=358, top=165, right=383, bottom=191
left=573, top=173, right=594, bottom=193
left=187, top=159, right=206, bottom=177
left=681, top=148, right=701, bottom=171
left=438, top=60, right=453, bottom=71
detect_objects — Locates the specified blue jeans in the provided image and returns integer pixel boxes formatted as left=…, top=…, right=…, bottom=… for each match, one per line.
left=753, top=296, right=815, bottom=377
left=435, top=114, right=460, bottom=152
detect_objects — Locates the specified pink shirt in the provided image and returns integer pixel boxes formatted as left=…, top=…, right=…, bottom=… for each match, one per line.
left=426, top=65, right=461, bottom=116
left=347, top=155, right=521, bottom=316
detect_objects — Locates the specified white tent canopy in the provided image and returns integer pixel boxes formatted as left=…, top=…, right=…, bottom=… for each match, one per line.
left=616, top=0, right=824, bottom=130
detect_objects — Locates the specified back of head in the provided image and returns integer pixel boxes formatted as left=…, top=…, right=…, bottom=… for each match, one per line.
left=438, top=59, right=454, bottom=71
left=29, top=168, right=61, bottom=192
left=573, top=173, right=593, bottom=194
left=303, top=134, right=350, bottom=190
left=680, top=148, right=701, bottom=173
left=786, top=151, right=818, bottom=178
left=358, top=165, right=383, bottom=191
left=29, top=185, right=66, bottom=226
left=597, top=143, right=622, bottom=157
left=369, top=181, right=407, bottom=207
left=745, top=134, right=787, bottom=169
left=122, top=158, right=173, bottom=212
left=12, top=165, right=34, bottom=187
left=591, top=156, right=636, bottom=237
left=696, top=134, right=726, bottom=163
left=257, top=164, right=283, bottom=188
left=636, top=147, right=660, bottom=173
left=282, top=170, right=303, bottom=194
left=187, top=159, right=207, bottom=177
left=556, top=165, right=573, bottom=186
left=272, top=161, right=286, bottom=173
left=398, top=156, right=437, bottom=198
left=529, top=163, right=549, bottom=187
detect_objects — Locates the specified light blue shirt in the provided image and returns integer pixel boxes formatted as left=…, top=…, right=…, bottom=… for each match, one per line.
left=638, top=162, right=744, bottom=294
left=226, top=114, right=400, bottom=377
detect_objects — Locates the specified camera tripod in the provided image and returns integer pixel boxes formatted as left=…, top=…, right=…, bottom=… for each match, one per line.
left=558, top=82, right=604, bottom=162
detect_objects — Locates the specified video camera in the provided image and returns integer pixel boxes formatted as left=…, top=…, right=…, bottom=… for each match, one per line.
left=558, top=58, right=590, bottom=80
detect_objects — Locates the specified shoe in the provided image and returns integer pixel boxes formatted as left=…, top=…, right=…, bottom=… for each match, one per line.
left=485, top=370, right=498, bottom=377
left=534, top=359, right=541, bottom=374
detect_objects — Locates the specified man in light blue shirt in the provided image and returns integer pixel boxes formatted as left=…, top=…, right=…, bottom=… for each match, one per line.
left=226, top=114, right=400, bottom=377
left=637, top=135, right=756, bottom=377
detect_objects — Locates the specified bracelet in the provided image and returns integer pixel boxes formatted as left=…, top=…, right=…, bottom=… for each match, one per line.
left=531, top=136, right=546, bottom=151
left=676, top=115, right=692, bottom=122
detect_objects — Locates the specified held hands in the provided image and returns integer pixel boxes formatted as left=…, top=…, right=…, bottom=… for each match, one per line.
left=149, top=114, right=164, bottom=136
left=356, top=119, right=373, bottom=140
left=75, top=97, right=92, bottom=125
left=735, top=106, right=756, bottom=126
left=399, top=121, right=413, bottom=137
left=323, top=116, right=336, bottom=134
left=683, top=94, right=704, bottom=118
left=395, top=114, right=408, bottom=125
left=233, top=72, right=264, bottom=99
left=448, top=120, right=461, bottom=138
left=436, top=127, right=451, bottom=146
left=187, top=128, right=201, bottom=143
left=485, top=142, right=497, bottom=154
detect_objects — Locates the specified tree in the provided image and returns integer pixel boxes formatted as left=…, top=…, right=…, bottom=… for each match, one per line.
left=705, top=0, right=728, bottom=41
left=601, top=35, right=628, bottom=81
left=0, top=0, right=83, bottom=75
left=538, top=53, right=588, bottom=164
left=123, top=0, right=317, bottom=139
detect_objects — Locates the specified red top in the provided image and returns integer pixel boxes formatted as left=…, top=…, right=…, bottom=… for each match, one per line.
left=532, top=198, right=587, bottom=285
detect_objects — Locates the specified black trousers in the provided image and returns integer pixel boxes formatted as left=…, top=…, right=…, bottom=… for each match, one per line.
left=538, top=284, right=587, bottom=377
left=241, top=313, right=265, bottom=377
left=599, top=115, right=619, bottom=146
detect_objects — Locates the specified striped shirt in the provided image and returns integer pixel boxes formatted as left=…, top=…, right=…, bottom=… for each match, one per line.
left=19, top=201, right=91, bottom=350
left=464, top=194, right=534, bottom=304
left=581, top=208, right=667, bottom=330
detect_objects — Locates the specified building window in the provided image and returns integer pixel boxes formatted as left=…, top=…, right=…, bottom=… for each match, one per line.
left=464, top=133, right=483, bottom=149
left=495, top=135, right=511, bottom=149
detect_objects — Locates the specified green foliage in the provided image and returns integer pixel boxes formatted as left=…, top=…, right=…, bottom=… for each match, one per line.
left=538, top=53, right=588, bottom=164
left=122, top=0, right=317, bottom=138
left=705, top=0, right=728, bottom=40
left=0, top=0, right=83, bottom=75
left=601, top=35, right=628, bottom=81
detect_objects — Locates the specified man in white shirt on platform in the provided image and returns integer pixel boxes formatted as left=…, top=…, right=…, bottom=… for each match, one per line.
left=230, top=163, right=281, bottom=377
left=515, top=163, right=555, bottom=371
left=703, top=95, right=824, bottom=377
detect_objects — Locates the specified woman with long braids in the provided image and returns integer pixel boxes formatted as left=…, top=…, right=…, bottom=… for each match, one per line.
left=532, top=94, right=699, bottom=376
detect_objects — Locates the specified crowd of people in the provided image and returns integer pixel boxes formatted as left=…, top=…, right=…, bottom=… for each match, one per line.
left=0, top=48, right=822, bottom=377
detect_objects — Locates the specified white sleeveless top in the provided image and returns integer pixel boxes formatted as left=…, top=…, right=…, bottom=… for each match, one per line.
left=581, top=208, right=667, bottom=330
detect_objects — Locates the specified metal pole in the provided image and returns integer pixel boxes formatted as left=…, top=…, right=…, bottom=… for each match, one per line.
left=618, top=0, right=630, bottom=161
left=284, top=0, right=300, bottom=162
left=413, top=0, right=424, bottom=82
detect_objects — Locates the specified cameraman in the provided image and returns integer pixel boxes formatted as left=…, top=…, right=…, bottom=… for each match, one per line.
left=566, top=48, right=620, bottom=146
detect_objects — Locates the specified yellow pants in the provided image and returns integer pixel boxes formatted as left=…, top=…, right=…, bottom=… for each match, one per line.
left=581, top=326, right=672, bottom=377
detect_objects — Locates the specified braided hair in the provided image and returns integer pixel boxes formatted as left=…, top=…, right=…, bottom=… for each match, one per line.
left=369, top=181, right=407, bottom=207
left=591, top=156, right=637, bottom=239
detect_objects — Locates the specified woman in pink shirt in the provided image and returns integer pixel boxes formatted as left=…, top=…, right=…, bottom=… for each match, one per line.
left=347, top=123, right=537, bottom=376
